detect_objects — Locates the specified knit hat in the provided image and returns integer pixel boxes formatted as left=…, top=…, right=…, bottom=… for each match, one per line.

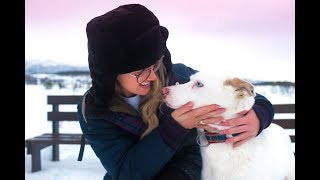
left=86, top=4, right=172, bottom=110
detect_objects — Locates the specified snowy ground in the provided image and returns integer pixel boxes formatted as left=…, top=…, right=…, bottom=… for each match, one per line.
left=25, top=146, right=105, bottom=180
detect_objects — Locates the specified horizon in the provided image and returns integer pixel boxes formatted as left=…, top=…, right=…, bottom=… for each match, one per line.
left=25, top=59, right=295, bottom=83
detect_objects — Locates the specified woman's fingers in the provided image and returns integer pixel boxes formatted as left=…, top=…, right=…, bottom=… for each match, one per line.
left=196, top=108, right=225, bottom=121
left=219, top=124, right=250, bottom=135
left=171, top=101, right=194, bottom=117
left=198, top=124, right=219, bottom=132
left=191, top=104, right=222, bottom=117
left=226, top=132, right=254, bottom=148
left=171, top=103, right=223, bottom=129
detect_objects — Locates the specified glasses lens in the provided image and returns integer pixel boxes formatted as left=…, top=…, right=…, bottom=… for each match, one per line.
left=136, top=57, right=163, bottom=84
left=137, top=69, right=151, bottom=84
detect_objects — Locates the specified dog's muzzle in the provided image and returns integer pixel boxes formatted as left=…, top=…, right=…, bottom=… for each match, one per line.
left=160, top=87, right=169, bottom=99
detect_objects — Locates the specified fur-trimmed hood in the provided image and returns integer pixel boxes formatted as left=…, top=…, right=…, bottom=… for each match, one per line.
left=85, top=4, right=172, bottom=111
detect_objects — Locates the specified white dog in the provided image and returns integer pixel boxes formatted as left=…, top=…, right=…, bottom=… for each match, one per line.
left=161, top=71, right=295, bottom=180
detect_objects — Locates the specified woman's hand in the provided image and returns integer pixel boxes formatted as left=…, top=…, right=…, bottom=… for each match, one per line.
left=170, top=101, right=225, bottom=129
left=218, top=109, right=260, bottom=148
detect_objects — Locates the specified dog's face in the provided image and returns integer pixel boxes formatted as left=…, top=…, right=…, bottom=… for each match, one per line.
left=161, top=72, right=256, bottom=118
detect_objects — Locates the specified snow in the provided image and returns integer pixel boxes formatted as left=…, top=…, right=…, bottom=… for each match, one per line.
left=25, top=84, right=295, bottom=179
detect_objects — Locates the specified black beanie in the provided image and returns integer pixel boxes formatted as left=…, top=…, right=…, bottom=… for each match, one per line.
left=86, top=4, right=172, bottom=111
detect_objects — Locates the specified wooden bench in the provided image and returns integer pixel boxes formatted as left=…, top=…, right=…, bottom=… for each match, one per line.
left=272, top=104, right=295, bottom=144
left=25, top=95, right=295, bottom=172
left=25, top=95, right=89, bottom=172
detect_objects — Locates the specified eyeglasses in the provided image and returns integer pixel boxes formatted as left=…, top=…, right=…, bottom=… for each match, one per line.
left=127, top=56, right=164, bottom=84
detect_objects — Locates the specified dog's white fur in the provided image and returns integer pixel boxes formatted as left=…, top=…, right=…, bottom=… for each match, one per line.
left=162, top=72, right=295, bottom=180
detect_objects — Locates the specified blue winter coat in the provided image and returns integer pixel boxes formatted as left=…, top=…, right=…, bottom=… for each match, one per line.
left=77, top=63, right=274, bottom=180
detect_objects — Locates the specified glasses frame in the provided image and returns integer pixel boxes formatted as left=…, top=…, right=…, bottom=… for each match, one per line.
left=127, top=56, right=164, bottom=85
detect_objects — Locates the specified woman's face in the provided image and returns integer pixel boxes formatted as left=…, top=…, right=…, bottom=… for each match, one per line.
left=116, top=62, right=160, bottom=97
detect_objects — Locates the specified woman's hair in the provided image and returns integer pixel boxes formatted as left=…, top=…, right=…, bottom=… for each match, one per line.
left=110, top=63, right=167, bottom=139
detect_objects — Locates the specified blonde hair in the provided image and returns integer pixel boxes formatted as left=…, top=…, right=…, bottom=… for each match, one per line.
left=110, top=63, right=167, bottom=139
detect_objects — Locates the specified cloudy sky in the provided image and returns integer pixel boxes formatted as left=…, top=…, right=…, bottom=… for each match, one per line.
left=25, top=0, right=295, bottom=82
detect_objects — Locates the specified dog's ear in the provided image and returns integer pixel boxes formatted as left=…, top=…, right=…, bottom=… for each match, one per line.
left=224, top=78, right=256, bottom=98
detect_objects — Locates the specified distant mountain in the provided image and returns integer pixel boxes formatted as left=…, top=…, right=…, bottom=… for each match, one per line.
left=25, top=60, right=294, bottom=90
left=25, top=60, right=89, bottom=74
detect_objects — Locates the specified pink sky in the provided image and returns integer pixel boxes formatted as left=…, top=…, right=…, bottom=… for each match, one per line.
left=25, top=0, right=295, bottom=82
left=26, top=0, right=294, bottom=33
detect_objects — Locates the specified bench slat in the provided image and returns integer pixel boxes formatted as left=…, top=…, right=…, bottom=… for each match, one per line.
left=273, top=104, right=295, bottom=113
left=26, top=133, right=89, bottom=144
left=36, top=133, right=82, bottom=137
left=48, top=95, right=81, bottom=104
left=273, top=120, right=295, bottom=129
left=48, top=112, right=78, bottom=121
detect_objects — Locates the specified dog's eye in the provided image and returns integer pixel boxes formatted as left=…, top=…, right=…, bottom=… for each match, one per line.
left=196, top=81, right=204, bottom=87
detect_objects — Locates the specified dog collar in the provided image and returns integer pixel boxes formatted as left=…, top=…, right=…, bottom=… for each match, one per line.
left=204, top=131, right=240, bottom=144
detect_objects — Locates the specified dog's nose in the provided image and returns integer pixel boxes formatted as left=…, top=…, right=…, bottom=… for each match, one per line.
left=160, top=87, right=170, bottom=98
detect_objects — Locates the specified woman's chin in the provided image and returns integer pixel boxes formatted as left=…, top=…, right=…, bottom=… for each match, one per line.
left=137, top=88, right=151, bottom=96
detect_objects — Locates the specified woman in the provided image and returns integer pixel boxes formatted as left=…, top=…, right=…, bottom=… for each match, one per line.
left=77, top=4, right=274, bottom=180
